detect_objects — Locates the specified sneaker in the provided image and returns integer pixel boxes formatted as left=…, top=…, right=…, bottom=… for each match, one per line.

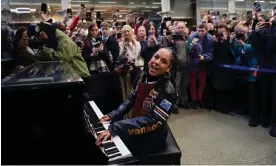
left=260, top=118, right=270, bottom=128
left=178, top=102, right=190, bottom=109
left=172, top=108, right=179, bottom=114
left=269, top=126, right=276, bottom=137
left=197, top=101, right=206, bottom=109
left=190, top=101, right=197, bottom=109
left=248, top=118, right=260, bottom=127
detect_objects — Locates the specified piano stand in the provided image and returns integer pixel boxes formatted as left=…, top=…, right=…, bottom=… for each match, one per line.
left=133, top=125, right=182, bottom=165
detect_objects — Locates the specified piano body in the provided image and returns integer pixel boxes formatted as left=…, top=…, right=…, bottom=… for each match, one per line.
left=2, top=61, right=181, bottom=165
left=1, top=61, right=107, bottom=164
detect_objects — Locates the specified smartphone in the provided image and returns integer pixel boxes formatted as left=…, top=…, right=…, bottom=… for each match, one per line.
left=41, top=3, right=48, bottom=14
left=81, top=4, right=85, bottom=8
left=166, top=31, right=171, bottom=36
left=206, top=11, right=210, bottom=15
left=117, top=32, right=122, bottom=39
left=75, top=41, right=82, bottom=48
left=67, top=8, right=72, bottom=18
left=254, top=2, right=261, bottom=12
left=148, top=32, right=152, bottom=36
left=86, top=11, right=92, bottom=21
left=215, top=32, right=224, bottom=38
left=172, top=34, right=184, bottom=41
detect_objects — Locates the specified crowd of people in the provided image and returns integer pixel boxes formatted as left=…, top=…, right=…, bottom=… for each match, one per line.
left=2, top=5, right=276, bottom=142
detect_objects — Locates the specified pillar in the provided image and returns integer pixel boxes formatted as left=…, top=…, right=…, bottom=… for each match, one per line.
left=61, top=0, right=70, bottom=10
left=228, top=0, right=236, bottom=19
left=196, top=0, right=201, bottom=25
left=161, top=0, right=171, bottom=12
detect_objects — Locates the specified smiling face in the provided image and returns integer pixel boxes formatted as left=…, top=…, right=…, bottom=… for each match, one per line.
left=148, top=48, right=173, bottom=77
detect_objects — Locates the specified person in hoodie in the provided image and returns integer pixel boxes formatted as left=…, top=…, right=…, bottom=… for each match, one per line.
left=187, top=23, right=214, bottom=109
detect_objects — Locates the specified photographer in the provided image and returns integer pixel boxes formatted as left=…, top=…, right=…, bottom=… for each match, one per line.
left=166, top=21, right=191, bottom=110
left=187, top=23, right=214, bottom=109
left=140, top=22, right=168, bottom=71
left=211, top=24, right=235, bottom=114
left=250, top=12, right=276, bottom=136
left=115, top=25, right=143, bottom=118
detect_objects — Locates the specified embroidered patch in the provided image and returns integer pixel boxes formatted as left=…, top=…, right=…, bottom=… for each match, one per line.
left=160, top=99, right=172, bottom=112
left=35, top=26, right=40, bottom=32
left=149, top=90, right=158, bottom=99
left=143, top=98, right=152, bottom=111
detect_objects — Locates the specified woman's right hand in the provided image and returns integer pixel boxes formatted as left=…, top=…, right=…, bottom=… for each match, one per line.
left=115, top=65, right=124, bottom=73
left=100, top=115, right=111, bottom=123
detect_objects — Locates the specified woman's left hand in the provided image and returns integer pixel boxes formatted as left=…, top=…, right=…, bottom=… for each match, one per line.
left=149, top=35, right=158, bottom=45
left=96, top=130, right=113, bottom=146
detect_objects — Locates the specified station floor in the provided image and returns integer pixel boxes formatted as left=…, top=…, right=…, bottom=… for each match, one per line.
left=168, top=108, right=276, bottom=165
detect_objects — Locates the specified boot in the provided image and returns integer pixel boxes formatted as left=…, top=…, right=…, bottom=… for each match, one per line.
left=190, top=101, right=197, bottom=109
left=197, top=100, right=206, bottom=109
left=178, top=102, right=190, bottom=109
left=172, top=105, right=179, bottom=114
left=269, top=126, right=276, bottom=137
left=248, top=118, right=260, bottom=127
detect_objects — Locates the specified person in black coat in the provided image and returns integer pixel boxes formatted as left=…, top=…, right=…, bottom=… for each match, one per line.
left=100, top=22, right=119, bottom=69
left=211, top=24, right=235, bottom=114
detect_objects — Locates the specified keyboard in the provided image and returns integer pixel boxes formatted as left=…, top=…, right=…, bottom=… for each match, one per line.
left=83, top=101, right=134, bottom=164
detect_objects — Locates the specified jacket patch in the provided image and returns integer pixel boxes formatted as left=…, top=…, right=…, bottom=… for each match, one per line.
left=142, top=98, right=152, bottom=112
left=160, top=99, right=172, bottom=112
left=128, top=121, right=162, bottom=135
left=149, top=89, right=158, bottom=99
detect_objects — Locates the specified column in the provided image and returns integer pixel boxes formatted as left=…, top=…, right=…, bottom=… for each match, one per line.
left=161, top=0, right=171, bottom=12
left=228, top=0, right=236, bottom=19
left=61, top=0, right=70, bottom=10
left=196, top=0, right=201, bottom=25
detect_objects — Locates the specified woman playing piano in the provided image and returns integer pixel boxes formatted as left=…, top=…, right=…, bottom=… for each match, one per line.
left=96, top=47, right=177, bottom=156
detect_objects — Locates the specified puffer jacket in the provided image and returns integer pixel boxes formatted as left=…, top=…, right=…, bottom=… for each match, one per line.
left=107, top=71, right=177, bottom=142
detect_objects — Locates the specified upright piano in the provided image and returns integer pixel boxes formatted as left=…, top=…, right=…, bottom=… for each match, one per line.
left=2, top=61, right=181, bottom=165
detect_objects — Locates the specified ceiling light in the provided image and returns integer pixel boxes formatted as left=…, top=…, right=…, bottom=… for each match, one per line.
left=98, top=1, right=117, bottom=3
left=270, top=1, right=276, bottom=3
left=259, top=1, right=265, bottom=2
left=129, top=2, right=134, bottom=4
left=143, top=2, right=146, bottom=4
left=235, top=0, right=244, bottom=1
left=71, top=0, right=89, bottom=2
left=10, top=8, right=36, bottom=14
left=152, top=2, right=161, bottom=4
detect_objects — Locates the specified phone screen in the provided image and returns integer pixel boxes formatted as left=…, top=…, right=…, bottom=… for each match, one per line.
left=67, top=8, right=72, bottom=18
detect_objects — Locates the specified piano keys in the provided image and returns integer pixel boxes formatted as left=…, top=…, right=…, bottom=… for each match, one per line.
left=83, top=101, right=138, bottom=165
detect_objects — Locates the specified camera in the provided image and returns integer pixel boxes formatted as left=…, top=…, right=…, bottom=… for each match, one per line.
left=236, top=33, right=245, bottom=40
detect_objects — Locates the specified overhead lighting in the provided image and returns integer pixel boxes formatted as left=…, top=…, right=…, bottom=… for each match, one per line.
left=71, top=0, right=89, bottom=2
left=152, top=2, right=161, bottom=5
left=270, top=1, right=276, bottom=3
left=143, top=2, right=146, bottom=4
left=120, top=9, right=131, bottom=12
left=95, top=9, right=107, bottom=11
left=235, top=0, right=244, bottom=1
left=259, top=0, right=265, bottom=2
left=98, top=1, right=117, bottom=3
left=10, top=8, right=36, bottom=14
left=141, top=10, right=150, bottom=12
left=129, top=2, right=134, bottom=4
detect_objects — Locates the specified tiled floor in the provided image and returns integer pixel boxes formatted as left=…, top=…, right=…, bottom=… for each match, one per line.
left=168, top=108, right=276, bottom=165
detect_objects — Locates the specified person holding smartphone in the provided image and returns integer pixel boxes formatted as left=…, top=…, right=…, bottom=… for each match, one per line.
left=140, top=22, right=168, bottom=72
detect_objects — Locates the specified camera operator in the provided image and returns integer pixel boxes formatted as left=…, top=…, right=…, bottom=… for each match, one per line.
left=18, top=22, right=90, bottom=80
